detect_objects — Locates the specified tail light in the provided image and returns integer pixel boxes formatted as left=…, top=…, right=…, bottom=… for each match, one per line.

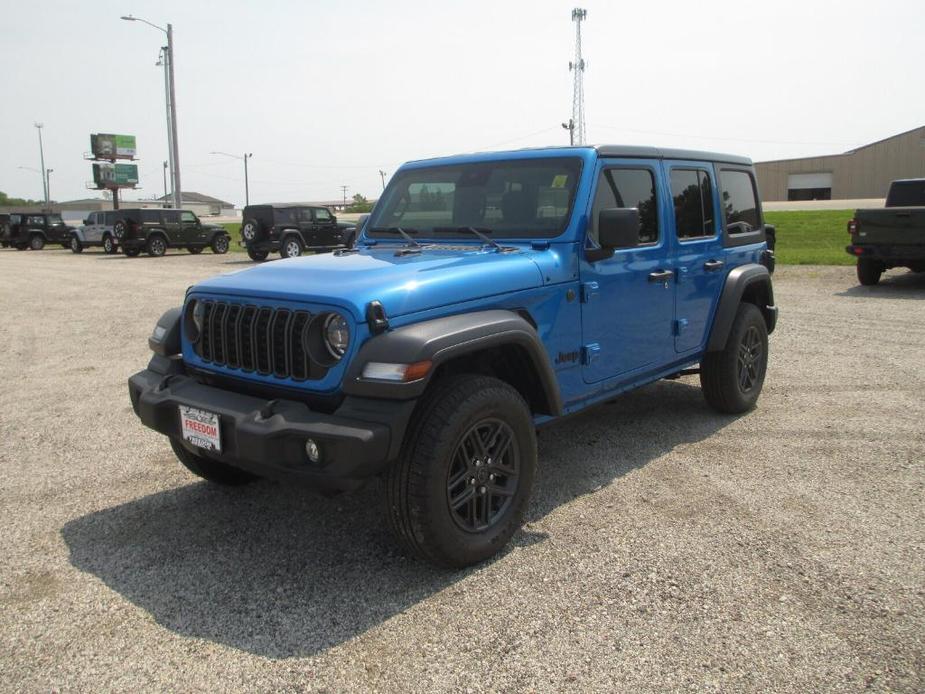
left=847, top=218, right=858, bottom=234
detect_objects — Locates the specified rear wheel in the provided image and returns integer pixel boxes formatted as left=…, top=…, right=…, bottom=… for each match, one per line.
left=700, top=303, right=768, bottom=414
left=857, top=258, right=883, bottom=286
left=280, top=236, right=303, bottom=259
left=70, top=236, right=84, bottom=253
left=29, top=234, right=45, bottom=251
left=169, top=438, right=258, bottom=486
left=102, top=235, right=117, bottom=254
left=210, top=234, right=229, bottom=254
left=385, top=374, right=536, bottom=567
left=146, top=235, right=167, bottom=257
left=246, top=246, right=269, bottom=261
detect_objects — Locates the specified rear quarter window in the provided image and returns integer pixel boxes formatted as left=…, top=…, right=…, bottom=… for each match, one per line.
left=719, top=170, right=761, bottom=233
left=886, top=181, right=925, bottom=207
left=142, top=210, right=163, bottom=223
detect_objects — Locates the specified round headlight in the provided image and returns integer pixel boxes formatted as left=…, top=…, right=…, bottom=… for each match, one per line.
left=323, top=313, right=350, bottom=358
left=185, top=299, right=204, bottom=343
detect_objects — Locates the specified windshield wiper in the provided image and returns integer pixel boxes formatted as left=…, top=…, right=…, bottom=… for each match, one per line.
left=433, top=226, right=503, bottom=252
left=370, top=226, right=421, bottom=247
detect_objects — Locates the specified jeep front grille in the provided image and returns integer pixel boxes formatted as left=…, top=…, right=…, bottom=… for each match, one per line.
left=194, top=300, right=323, bottom=381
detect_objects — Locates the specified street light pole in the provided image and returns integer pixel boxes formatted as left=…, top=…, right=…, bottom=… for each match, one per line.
left=35, top=123, right=48, bottom=206
left=122, top=15, right=181, bottom=210
left=163, top=161, right=168, bottom=199
left=379, top=169, right=387, bottom=191
left=46, top=169, right=53, bottom=203
left=210, top=151, right=253, bottom=207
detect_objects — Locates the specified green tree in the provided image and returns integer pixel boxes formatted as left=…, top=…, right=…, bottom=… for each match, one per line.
left=0, top=191, right=43, bottom=207
left=345, top=193, right=374, bottom=213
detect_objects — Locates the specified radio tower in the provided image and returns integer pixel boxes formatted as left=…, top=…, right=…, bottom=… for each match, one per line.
left=569, top=8, right=587, bottom=145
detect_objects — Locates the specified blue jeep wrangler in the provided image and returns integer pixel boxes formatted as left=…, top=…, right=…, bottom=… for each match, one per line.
left=129, top=146, right=777, bottom=567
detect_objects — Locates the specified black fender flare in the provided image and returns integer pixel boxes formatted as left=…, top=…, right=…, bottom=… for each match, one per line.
left=707, top=264, right=777, bottom=352
left=343, top=309, right=563, bottom=415
left=148, top=306, right=182, bottom=357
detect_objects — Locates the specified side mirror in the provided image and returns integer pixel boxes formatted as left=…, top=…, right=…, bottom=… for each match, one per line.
left=599, top=208, right=640, bottom=249
left=83, top=218, right=90, bottom=225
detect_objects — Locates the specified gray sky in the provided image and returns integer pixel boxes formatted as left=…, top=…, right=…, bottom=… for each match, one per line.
left=3, top=0, right=923, bottom=208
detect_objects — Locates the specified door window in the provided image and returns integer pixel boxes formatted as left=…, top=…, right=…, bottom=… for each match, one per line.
left=670, top=169, right=715, bottom=239
left=589, top=168, right=659, bottom=246
left=88, top=213, right=98, bottom=225
left=719, top=170, right=760, bottom=233
left=103, top=212, right=115, bottom=225
left=28, top=216, right=45, bottom=225
left=181, top=211, right=197, bottom=224
left=314, top=207, right=332, bottom=222
left=161, top=210, right=180, bottom=224
left=298, top=209, right=315, bottom=223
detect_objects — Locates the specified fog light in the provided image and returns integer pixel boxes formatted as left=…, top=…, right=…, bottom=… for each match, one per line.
left=305, top=439, right=321, bottom=463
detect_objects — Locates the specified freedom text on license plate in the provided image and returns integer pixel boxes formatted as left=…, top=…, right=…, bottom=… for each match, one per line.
left=179, top=405, right=222, bottom=452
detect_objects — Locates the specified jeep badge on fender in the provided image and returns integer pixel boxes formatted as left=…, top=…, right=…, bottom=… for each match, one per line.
left=128, top=145, right=777, bottom=568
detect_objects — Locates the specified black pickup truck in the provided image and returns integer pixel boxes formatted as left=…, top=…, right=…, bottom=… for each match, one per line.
left=847, top=179, right=925, bottom=285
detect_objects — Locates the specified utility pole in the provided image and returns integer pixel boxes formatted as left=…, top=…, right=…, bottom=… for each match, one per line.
left=158, top=47, right=175, bottom=203
left=379, top=170, right=387, bottom=191
left=46, top=169, right=53, bottom=203
left=341, top=185, right=349, bottom=208
left=561, top=119, right=575, bottom=146
left=163, top=161, right=168, bottom=199
left=210, top=151, right=253, bottom=206
left=35, top=123, right=48, bottom=206
left=569, top=8, right=588, bottom=145
left=122, top=15, right=181, bottom=209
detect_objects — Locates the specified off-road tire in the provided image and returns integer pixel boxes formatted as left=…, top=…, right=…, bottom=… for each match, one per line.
left=385, top=374, right=536, bottom=568
left=123, top=246, right=141, bottom=257
left=700, top=303, right=768, bottom=414
left=102, top=235, right=117, bottom=254
left=29, top=234, right=45, bottom=251
left=241, top=218, right=261, bottom=243
left=246, top=246, right=269, bottom=261
left=857, top=258, right=883, bottom=286
left=169, top=437, right=258, bottom=486
left=146, top=235, right=167, bottom=257
left=70, top=236, right=84, bottom=253
left=280, top=235, right=303, bottom=259
left=15, top=244, right=27, bottom=251
left=210, top=235, right=229, bottom=254
left=187, top=246, right=203, bottom=254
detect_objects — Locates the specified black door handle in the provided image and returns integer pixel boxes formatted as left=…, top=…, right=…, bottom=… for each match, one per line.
left=704, top=259, right=725, bottom=271
left=648, top=269, right=673, bottom=283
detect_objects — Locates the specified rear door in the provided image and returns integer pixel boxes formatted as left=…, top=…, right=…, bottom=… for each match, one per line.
left=579, top=159, right=675, bottom=383
left=665, top=162, right=725, bottom=354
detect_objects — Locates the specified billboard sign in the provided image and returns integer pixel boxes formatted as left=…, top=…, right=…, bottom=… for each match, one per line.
left=90, top=133, right=137, bottom=160
left=92, top=163, right=139, bottom=188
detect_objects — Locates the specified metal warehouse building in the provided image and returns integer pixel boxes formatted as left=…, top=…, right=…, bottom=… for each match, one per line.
left=754, top=125, right=925, bottom=202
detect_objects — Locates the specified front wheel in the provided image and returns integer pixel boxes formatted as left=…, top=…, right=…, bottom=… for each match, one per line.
left=700, top=303, right=769, bottom=414
left=169, top=438, right=258, bottom=486
left=280, top=236, right=303, bottom=259
left=70, top=236, right=84, bottom=253
left=210, top=235, right=229, bottom=254
left=385, top=374, right=536, bottom=568
left=857, top=258, right=883, bottom=286
left=102, top=235, right=117, bottom=254
left=29, top=234, right=45, bottom=251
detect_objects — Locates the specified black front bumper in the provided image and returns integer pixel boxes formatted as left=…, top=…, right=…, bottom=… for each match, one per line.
left=129, top=359, right=416, bottom=490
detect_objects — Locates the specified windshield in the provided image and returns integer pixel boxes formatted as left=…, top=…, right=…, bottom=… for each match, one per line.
left=47, top=214, right=64, bottom=225
left=368, top=157, right=582, bottom=239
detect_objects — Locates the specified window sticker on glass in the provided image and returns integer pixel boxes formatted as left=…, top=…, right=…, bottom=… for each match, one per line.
left=551, top=174, right=569, bottom=189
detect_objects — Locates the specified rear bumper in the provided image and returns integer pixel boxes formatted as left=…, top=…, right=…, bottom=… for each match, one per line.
left=129, top=360, right=416, bottom=490
left=846, top=244, right=925, bottom=264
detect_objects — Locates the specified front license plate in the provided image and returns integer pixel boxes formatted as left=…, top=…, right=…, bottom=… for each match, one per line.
left=179, top=405, right=222, bottom=452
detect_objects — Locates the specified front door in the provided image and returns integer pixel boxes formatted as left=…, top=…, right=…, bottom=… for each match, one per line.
left=312, top=207, right=338, bottom=247
left=579, top=160, right=675, bottom=383
left=664, top=162, right=725, bottom=354
left=180, top=210, right=200, bottom=245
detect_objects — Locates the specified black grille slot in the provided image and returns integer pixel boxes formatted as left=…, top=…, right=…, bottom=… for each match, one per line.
left=193, top=300, right=324, bottom=381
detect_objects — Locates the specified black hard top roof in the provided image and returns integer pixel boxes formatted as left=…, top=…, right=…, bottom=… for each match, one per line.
left=245, top=203, right=324, bottom=210
left=594, top=145, right=752, bottom=166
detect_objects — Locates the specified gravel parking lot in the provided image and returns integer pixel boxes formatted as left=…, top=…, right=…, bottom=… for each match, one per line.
left=1, top=248, right=923, bottom=692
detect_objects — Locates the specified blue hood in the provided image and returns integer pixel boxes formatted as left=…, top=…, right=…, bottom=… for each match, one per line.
left=193, top=245, right=546, bottom=320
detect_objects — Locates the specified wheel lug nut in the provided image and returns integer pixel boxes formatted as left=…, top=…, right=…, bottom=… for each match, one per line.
left=479, top=486, right=486, bottom=494
left=489, top=474, right=495, bottom=480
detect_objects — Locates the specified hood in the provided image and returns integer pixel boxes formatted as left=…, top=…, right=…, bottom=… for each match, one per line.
left=193, top=245, right=545, bottom=319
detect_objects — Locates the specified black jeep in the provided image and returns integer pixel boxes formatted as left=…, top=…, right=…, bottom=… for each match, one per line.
left=4, top=212, right=73, bottom=250
left=0, top=214, right=9, bottom=248
left=113, top=208, right=231, bottom=257
left=240, top=204, right=356, bottom=261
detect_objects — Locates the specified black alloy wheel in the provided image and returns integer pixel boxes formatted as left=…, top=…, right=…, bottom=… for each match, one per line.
left=446, top=418, right=520, bottom=533
left=102, top=235, right=116, bottom=254
left=211, top=235, right=229, bottom=254
left=737, top=325, right=763, bottom=393
left=147, top=236, right=167, bottom=257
